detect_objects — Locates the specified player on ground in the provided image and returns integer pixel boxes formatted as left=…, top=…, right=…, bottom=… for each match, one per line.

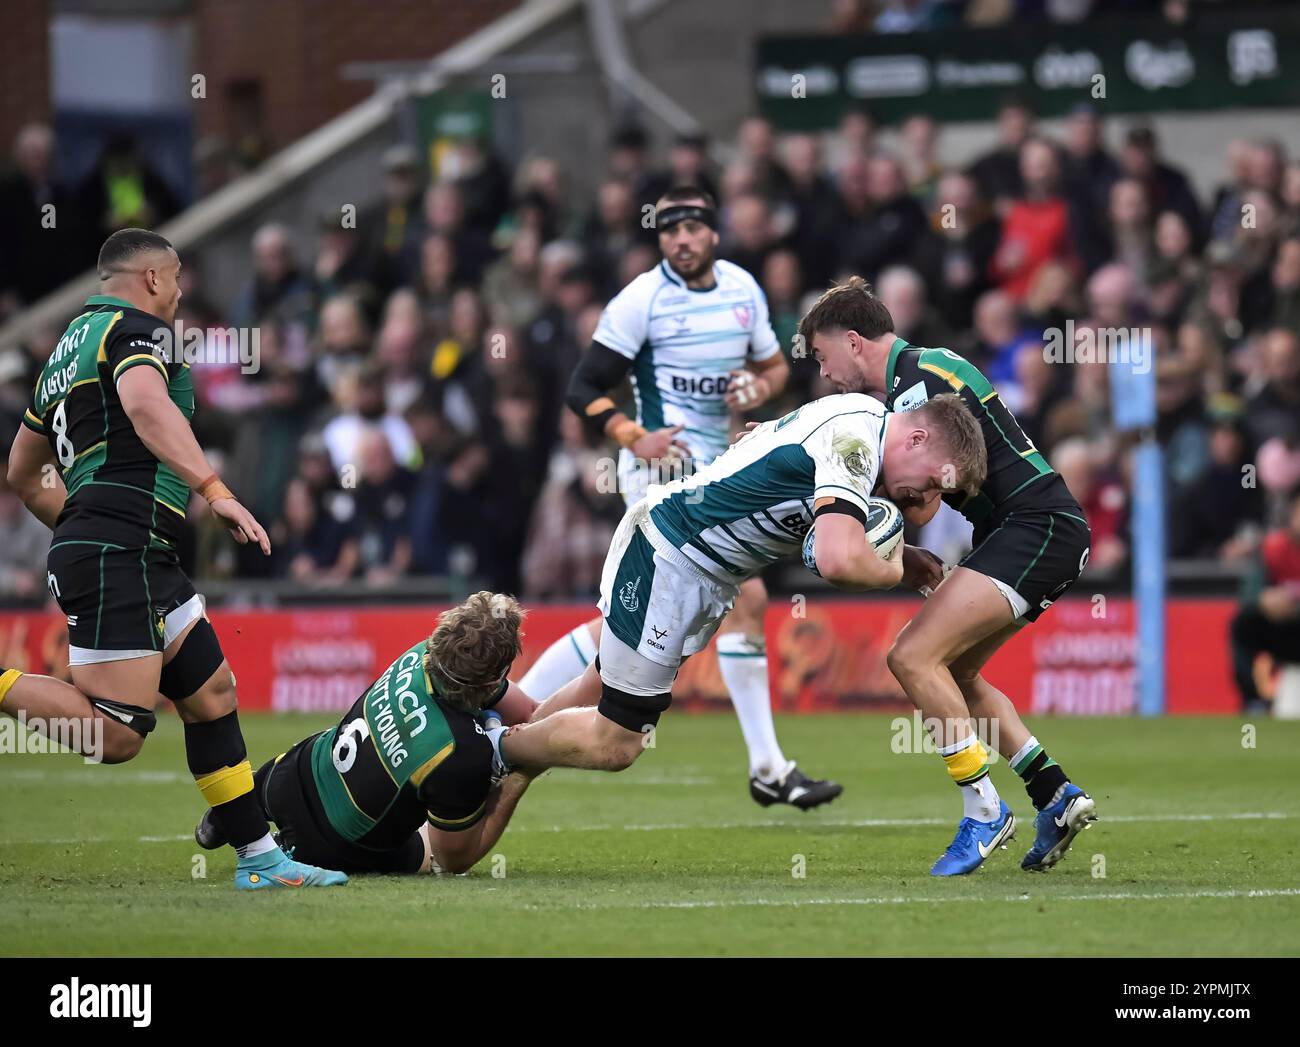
left=2, top=228, right=345, bottom=889
left=490, top=393, right=986, bottom=778
left=521, top=186, right=842, bottom=809
left=799, top=277, right=1097, bottom=876
left=195, top=592, right=540, bottom=876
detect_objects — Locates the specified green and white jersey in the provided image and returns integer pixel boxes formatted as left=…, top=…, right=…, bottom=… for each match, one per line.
left=25, top=295, right=194, bottom=548
left=594, top=259, right=781, bottom=496
left=645, top=393, right=886, bottom=583
left=309, top=639, right=498, bottom=850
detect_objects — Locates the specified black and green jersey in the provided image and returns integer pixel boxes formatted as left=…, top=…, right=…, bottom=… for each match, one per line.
left=308, top=639, right=499, bottom=850
left=884, top=338, right=1078, bottom=531
left=24, top=295, right=194, bottom=548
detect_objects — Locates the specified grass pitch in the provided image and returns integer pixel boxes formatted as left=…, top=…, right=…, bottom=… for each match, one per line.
left=1, top=712, right=1297, bottom=956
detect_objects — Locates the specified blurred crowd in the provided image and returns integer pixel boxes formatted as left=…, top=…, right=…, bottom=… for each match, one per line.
left=2, top=96, right=1300, bottom=604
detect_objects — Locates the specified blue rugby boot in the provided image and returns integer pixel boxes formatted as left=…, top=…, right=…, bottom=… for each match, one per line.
left=235, top=847, right=348, bottom=890
left=1021, top=783, right=1097, bottom=872
left=930, top=801, right=1016, bottom=876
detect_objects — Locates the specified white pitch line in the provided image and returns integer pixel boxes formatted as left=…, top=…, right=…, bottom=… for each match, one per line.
left=510, top=811, right=1297, bottom=834
left=520, top=886, right=1300, bottom=912
left=2, top=811, right=1294, bottom=846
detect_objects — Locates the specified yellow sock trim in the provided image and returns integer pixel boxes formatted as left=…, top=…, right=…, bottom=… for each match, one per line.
left=0, top=668, right=23, bottom=710
left=943, top=737, right=989, bottom=784
left=195, top=760, right=254, bottom=807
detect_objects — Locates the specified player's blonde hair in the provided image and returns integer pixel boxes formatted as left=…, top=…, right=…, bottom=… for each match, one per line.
left=913, top=393, right=987, bottom=498
left=425, top=591, right=525, bottom=712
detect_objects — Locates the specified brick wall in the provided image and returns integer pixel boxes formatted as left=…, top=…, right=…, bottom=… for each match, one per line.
left=192, top=0, right=519, bottom=153
left=0, top=0, right=51, bottom=153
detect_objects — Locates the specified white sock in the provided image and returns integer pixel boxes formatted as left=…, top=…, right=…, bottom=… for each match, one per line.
left=716, top=633, right=786, bottom=779
left=235, top=832, right=278, bottom=861
left=519, top=624, right=596, bottom=700
left=938, top=733, right=1002, bottom=823
left=960, top=776, right=1002, bottom=822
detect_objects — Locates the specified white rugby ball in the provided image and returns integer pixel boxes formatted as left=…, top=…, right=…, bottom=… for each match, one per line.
left=802, top=497, right=904, bottom=577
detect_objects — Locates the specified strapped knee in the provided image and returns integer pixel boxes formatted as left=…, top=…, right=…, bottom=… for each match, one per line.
left=160, top=617, right=226, bottom=702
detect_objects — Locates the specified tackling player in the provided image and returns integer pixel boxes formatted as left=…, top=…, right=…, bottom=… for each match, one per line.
left=799, top=277, right=1097, bottom=876
left=490, top=393, right=987, bottom=779
left=2, top=228, right=345, bottom=890
left=195, top=592, right=539, bottom=876
left=521, top=186, right=842, bottom=809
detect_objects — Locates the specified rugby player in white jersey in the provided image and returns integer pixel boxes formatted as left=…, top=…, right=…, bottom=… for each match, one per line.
left=519, top=186, right=843, bottom=808
left=490, top=392, right=986, bottom=779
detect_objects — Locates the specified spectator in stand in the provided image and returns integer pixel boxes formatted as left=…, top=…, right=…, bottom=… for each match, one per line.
left=989, top=137, right=1076, bottom=302
left=232, top=222, right=316, bottom=333
left=482, top=225, right=544, bottom=329
left=1230, top=490, right=1300, bottom=712
left=374, top=289, right=430, bottom=417
left=1104, top=178, right=1155, bottom=291
left=1208, top=139, right=1256, bottom=248
left=77, top=130, right=181, bottom=246
left=877, top=265, right=951, bottom=349
left=606, top=124, right=653, bottom=198
left=900, top=113, right=942, bottom=202
left=522, top=409, right=623, bottom=600
left=412, top=232, right=460, bottom=335
left=312, top=210, right=376, bottom=310
left=0, top=474, right=52, bottom=600
left=970, top=287, right=1035, bottom=382
left=0, top=124, right=84, bottom=316
left=1244, top=326, right=1300, bottom=449
left=315, top=293, right=372, bottom=393
left=1061, top=103, right=1121, bottom=272
left=1264, top=236, right=1300, bottom=333
left=1148, top=210, right=1204, bottom=325
left=913, top=170, right=999, bottom=333
left=351, top=428, right=415, bottom=588
left=969, top=98, right=1034, bottom=215
left=761, top=249, right=805, bottom=390
left=721, top=192, right=777, bottom=277
left=322, top=359, right=419, bottom=476
left=364, top=144, right=426, bottom=296
left=1118, top=125, right=1202, bottom=250
left=1051, top=437, right=1127, bottom=573
left=408, top=180, right=495, bottom=285
left=735, top=116, right=791, bottom=200
left=271, top=476, right=358, bottom=586
left=782, top=133, right=843, bottom=290
left=580, top=179, right=642, bottom=299
left=1169, top=408, right=1262, bottom=561
left=840, top=153, right=928, bottom=283
left=444, top=134, right=511, bottom=238
left=640, top=132, right=719, bottom=212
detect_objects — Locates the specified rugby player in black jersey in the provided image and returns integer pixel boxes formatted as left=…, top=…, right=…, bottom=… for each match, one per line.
left=799, top=277, right=1098, bottom=876
left=3, top=228, right=345, bottom=889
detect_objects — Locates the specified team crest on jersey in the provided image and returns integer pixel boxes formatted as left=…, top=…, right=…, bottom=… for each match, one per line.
left=732, top=304, right=752, bottom=329
left=619, top=577, right=641, bottom=613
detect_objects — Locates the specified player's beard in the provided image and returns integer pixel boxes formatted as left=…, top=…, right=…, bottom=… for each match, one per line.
left=830, top=367, right=872, bottom=395
left=666, top=245, right=714, bottom=283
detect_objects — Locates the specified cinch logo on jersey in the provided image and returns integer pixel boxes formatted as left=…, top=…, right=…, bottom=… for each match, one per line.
left=49, top=979, right=151, bottom=1027
left=365, top=648, right=431, bottom=769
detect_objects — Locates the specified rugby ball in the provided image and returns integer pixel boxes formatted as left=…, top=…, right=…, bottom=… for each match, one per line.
left=802, top=497, right=904, bottom=577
